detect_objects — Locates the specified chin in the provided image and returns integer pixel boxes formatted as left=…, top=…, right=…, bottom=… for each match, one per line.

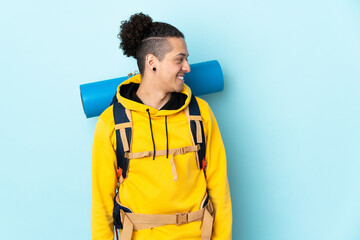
left=174, top=85, right=183, bottom=93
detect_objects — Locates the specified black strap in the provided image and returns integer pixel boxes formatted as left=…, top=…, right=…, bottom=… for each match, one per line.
left=113, top=195, right=132, bottom=230
left=112, top=96, right=132, bottom=179
left=188, top=94, right=206, bottom=169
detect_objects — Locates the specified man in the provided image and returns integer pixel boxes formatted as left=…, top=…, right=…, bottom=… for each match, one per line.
left=91, top=13, right=232, bottom=239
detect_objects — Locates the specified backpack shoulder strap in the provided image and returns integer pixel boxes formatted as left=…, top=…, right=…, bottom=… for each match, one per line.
left=112, top=96, right=132, bottom=182
left=188, top=94, right=207, bottom=170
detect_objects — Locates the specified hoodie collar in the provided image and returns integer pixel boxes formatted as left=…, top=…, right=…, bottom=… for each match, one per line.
left=116, top=74, right=192, bottom=116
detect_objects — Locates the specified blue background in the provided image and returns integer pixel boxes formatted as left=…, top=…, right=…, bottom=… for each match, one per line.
left=1, top=0, right=359, bottom=239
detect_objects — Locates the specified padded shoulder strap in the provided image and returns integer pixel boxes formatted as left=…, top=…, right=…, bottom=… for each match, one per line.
left=188, top=94, right=206, bottom=170
left=112, top=96, right=132, bottom=180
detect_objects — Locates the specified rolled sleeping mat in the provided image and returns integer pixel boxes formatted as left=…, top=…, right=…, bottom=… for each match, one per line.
left=80, top=60, right=224, bottom=118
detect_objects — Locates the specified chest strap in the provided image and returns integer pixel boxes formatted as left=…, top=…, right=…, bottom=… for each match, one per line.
left=117, top=196, right=215, bottom=240
left=124, top=144, right=200, bottom=182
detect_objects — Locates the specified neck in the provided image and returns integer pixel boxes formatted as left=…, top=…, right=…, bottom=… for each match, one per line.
left=136, top=75, right=172, bottom=110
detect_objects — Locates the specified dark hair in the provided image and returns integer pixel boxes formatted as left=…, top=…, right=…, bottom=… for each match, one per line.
left=118, top=13, right=184, bottom=74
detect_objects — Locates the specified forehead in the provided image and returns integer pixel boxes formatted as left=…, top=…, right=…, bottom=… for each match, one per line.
left=166, top=37, right=188, bottom=56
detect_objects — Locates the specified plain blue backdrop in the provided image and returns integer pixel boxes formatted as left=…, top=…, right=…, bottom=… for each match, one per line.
left=1, top=0, right=359, bottom=239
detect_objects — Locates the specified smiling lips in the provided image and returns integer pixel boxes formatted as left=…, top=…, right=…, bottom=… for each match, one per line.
left=177, top=74, right=184, bottom=80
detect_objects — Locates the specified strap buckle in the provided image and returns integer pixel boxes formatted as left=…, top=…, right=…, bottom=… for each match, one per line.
left=127, top=70, right=139, bottom=78
left=205, top=200, right=215, bottom=216
left=176, top=212, right=189, bottom=225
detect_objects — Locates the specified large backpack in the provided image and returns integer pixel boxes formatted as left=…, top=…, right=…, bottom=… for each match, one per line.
left=110, top=92, right=214, bottom=240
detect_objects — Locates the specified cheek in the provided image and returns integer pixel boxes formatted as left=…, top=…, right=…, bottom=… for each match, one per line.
left=163, top=69, right=176, bottom=78
left=159, top=63, right=179, bottom=78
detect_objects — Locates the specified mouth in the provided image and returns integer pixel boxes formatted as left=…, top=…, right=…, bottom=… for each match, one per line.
left=176, top=74, right=184, bottom=80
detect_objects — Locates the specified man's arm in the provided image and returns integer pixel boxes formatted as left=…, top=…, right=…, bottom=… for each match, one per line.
left=201, top=101, right=232, bottom=239
left=91, top=116, right=117, bottom=240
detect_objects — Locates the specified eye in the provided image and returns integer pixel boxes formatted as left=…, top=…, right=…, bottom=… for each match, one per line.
left=176, top=57, right=189, bottom=63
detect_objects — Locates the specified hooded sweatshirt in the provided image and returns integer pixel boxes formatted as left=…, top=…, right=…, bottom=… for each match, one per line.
left=91, top=74, right=232, bottom=239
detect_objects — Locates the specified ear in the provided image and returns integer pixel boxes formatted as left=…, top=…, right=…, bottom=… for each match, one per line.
left=145, top=54, right=159, bottom=72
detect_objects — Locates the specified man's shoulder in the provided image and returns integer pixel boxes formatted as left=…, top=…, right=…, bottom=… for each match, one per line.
left=97, top=105, right=115, bottom=130
left=194, top=96, right=208, bottom=107
left=194, top=96, right=211, bottom=117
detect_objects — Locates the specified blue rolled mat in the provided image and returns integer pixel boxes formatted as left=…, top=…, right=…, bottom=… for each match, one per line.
left=80, top=60, right=224, bottom=118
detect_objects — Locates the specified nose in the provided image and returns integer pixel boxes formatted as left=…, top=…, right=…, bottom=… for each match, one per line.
left=182, top=60, right=191, bottom=73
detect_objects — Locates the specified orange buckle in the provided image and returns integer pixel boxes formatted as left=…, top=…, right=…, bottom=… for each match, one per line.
left=202, top=158, right=207, bottom=170
left=117, top=168, right=123, bottom=177
left=176, top=212, right=188, bottom=225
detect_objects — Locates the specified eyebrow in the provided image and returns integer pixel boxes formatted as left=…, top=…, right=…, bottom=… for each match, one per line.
left=175, top=53, right=189, bottom=57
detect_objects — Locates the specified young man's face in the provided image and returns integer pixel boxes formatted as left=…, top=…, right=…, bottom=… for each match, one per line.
left=157, top=37, right=191, bottom=93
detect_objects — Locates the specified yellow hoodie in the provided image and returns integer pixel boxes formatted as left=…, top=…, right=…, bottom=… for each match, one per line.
left=91, top=74, right=232, bottom=239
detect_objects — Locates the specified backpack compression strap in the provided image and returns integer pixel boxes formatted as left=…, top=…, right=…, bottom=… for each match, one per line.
left=118, top=195, right=215, bottom=240
left=187, top=94, right=207, bottom=171
left=112, top=97, right=132, bottom=182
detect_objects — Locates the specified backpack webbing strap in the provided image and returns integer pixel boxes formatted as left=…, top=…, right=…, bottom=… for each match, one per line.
left=112, top=99, right=132, bottom=181
left=187, top=94, right=207, bottom=170
left=118, top=199, right=215, bottom=240
left=125, top=145, right=200, bottom=182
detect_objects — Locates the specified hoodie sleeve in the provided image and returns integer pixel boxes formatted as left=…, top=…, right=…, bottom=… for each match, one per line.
left=202, top=102, right=233, bottom=239
left=91, top=116, right=117, bottom=240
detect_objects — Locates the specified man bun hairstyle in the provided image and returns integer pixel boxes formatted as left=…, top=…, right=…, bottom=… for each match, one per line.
left=118, top=13, right=184, bottom=75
